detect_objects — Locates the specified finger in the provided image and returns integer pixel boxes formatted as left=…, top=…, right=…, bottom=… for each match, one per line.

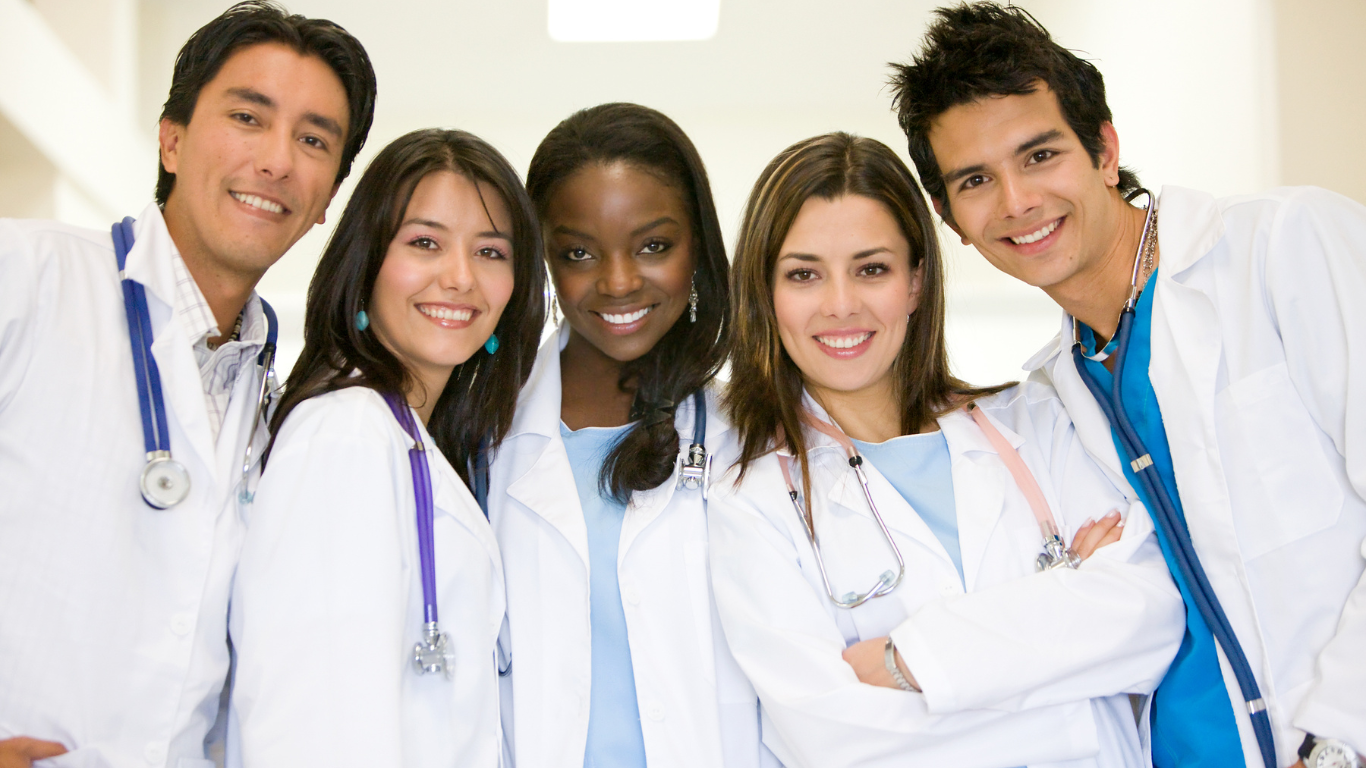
left=18, top=739, right=69, bottom=760
left=1074, top=511, right=1122, bottom=559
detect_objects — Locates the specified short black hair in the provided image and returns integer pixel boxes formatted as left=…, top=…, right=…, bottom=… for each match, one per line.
left=889, top=2, right=1138, bottom=212
left=156, top=0, right=377, bottom=205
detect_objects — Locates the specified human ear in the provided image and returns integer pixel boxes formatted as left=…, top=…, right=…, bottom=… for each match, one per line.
left=1098, top=122, right=1122, bottom=188
left=931, top=196, right=969, bottom=245
left=158, top=118, right=185, bottom=175
left=318, top=181, right=341, bottom=226
left=906, top=260, right=927, bottom=316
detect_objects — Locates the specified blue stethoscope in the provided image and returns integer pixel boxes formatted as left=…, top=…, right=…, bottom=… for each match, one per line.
left=1070, top=191, right=1277, bottom=768
left=112, top=217, right=278, bottom=510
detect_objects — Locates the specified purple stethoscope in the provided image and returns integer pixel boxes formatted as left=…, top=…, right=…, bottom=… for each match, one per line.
left=380, top=391, right=455, bottom=679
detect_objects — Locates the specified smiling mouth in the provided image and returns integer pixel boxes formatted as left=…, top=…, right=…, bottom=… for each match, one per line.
left=815, top=332, right=872, bottom=349
left=1008, top=218, right=1060, bottom=245
left=597, top=306, right=653, bottom=325
left=420, top=306, right=473, bottom=322
left=230, top=191, right=287, bottom=215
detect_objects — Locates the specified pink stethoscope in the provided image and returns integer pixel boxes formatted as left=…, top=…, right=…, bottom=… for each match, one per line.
left=779, top=402, right=1079, bottom=609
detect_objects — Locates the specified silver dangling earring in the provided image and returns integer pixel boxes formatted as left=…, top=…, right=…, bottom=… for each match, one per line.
left=688, top=279, right=698, bottom=324
left=552, top=294, right=560, bottom=324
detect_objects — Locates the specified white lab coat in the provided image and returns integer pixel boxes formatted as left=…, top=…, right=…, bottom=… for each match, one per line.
left=0, top=204, right=265, bottom=767
left=1025, top=185, right=1366, bottom=766
left=487, top=325, right=778, bottom=768
left=226, top=386, right=506, bottom=767
left=708, top=384, right=1185, bottom=768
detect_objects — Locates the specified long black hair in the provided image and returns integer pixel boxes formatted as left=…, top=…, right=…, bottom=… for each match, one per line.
left=526, top=103, right=729, bottom=502
left=267, top=128, right=546, bottom=481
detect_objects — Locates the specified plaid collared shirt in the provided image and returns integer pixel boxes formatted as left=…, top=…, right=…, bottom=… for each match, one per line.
left=169, top=249, right=266, bottom=444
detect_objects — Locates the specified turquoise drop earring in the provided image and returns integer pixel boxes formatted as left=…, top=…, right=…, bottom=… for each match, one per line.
left=355, top=309, right=370, bottom=331
left=484, top=334, right=499, bottom=354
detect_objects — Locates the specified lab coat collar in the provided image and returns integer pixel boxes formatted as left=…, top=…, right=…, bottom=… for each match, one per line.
left=507, top=322, right=570, bottom=441
left=413, top=412, right=505, bottom=575
left=123, top=203, right=218, bottom=481
left=1154, top=185, right=1224, bottom=279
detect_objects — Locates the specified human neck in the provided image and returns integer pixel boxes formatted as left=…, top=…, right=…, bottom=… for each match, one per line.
left=808, top=379, right=910, bottom=444
left=405, top=370, right=452, bottom=427
left=161, top=198, right=264, bottom=347
left=1042, top=193, right=1155, bottom=345
left=560, top=328, right=634, bottom=430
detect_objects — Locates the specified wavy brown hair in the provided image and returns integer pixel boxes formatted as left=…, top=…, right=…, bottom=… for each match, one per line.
left=266, top=128, right=546, bottom=482
left=726, top=132, right=1004, bottom=508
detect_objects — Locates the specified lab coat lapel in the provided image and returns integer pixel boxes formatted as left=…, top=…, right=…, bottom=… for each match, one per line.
left=939, top=408, right=1008, bottom=592
left=505, top=328, right=591, bottom=568
left=124, top=209, right=216, bottom=480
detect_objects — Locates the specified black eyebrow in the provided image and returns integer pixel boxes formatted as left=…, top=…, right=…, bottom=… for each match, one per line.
left=778, top=252, right=820, bottom=262
left=941, top=129, right=1066, bottom=186
left=630, top=216, right=679, bottom=238
left=226, top=87, right=273, bottom=108
left=400, top=218, right=512, bottom=241
left=551, top=225, right=597, bottom=243
left=303, top=112, right=344, bottom=140
left=225, top=87, right=343, bottom=140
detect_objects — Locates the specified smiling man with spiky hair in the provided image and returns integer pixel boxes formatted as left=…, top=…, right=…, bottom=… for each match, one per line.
left=890, top=4, right=1366, bottom=767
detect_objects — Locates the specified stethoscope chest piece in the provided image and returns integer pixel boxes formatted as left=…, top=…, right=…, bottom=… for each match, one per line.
left=413, top=622, right=454, bottom=680
left=140, top=454, right=191, bottom=510
left=1036, top=535, right=1082, bottom=572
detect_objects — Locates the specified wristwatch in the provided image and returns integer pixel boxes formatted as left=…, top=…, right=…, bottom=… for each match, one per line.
left=1300, top=734, right=1365, bottom=768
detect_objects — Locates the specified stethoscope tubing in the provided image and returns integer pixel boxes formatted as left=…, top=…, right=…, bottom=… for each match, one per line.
left=1072, top=314, right=1277, bottom=768
left=115, top=218, right=172, bottom=457
left=382, top=392, right=440, bottom=626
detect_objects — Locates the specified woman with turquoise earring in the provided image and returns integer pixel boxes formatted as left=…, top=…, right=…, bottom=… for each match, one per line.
left=487, top=103, right=780, bottom=768
left=225, top=128, right=545, bottom=767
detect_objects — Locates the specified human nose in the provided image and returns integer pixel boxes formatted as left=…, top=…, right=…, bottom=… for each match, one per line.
left=438, top=250, right=476, bottom=293
left=255, top=125, right=295, bottom=181
left=597, top=252, right=643, bottom=297
left=819, top=272, right=859, bottom=318
left=998, top=170, right=1041, bottom=219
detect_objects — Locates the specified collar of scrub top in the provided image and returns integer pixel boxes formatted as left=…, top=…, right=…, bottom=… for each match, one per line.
left=1067, top=190, right=1277, bottom=768
left=112, top=217, right=277, bottom=510
left=380, top=390, right=455, bottom=680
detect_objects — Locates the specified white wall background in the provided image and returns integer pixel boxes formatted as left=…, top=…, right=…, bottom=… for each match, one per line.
left=3, top=0, right=1361, bottom=386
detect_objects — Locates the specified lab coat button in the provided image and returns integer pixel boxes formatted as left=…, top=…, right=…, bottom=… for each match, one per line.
left=646, top=702, right=664, bottom=721
left=143, top=741, right=166, bottom=764
left=623, top=586, right=641, bottom=605
left=938, top=581, right=957, bottom=596
left=169, top=613, right=194, bottom=637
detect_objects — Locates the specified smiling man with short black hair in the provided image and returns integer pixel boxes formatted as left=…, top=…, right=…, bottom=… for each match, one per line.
left=889, top=5, right=1366, bottom=768
left=0, top=3, right=376, bottom=765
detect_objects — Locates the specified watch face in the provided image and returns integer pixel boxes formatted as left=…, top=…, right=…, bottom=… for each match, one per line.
left=1312, top=743, right=1357, bottom=768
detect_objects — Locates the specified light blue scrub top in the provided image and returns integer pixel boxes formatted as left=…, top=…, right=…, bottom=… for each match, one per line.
left=852, top=431, right=963, bottom=585
left=1078, top=271, right=1245, bottom=767
left=560, top=422, right=648, bottom=768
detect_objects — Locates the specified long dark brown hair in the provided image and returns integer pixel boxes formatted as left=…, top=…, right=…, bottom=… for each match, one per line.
left=726, top=132, right=1004, bottom=507
left=266, top=128, right=546, bottom=482
left=526, top=103, right=729, bottom=503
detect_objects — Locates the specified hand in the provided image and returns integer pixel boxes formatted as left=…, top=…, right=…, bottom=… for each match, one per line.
left=842, top=636, right=918, bottom=691
left=1071, top=509, right=1124, bottom=560
left=1287, top=761, right=1305, bottom=768
left=0, top=737, right=68, bottom=768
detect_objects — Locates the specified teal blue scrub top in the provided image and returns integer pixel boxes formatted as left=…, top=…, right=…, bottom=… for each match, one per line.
left=852, top=431, right=963, bottom=585
left=1077, top=271, right=1245, bottom=767
left=561, top=422, right=648, bottom=768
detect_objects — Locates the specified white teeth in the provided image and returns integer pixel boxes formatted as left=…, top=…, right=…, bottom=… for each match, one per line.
left=1009, top=219, right=1059, bottom=245
left=815, top=332, right=872, bottom=349
left=231, top=192, right=284, bottom=214
left=600, top=307, right=652, bottom=325
left=419, top=306, right=473, bottom=322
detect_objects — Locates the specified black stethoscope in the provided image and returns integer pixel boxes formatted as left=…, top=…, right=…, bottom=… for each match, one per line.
left=1069, top=191, right=1277, bottom=768
left=112, top=217, right=277, bottom=510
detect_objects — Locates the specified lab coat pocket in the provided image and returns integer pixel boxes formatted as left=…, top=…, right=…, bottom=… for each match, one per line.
left=1222, top=362, right=1342, bottom=559
left=684, top=539, right=718, bottom=685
